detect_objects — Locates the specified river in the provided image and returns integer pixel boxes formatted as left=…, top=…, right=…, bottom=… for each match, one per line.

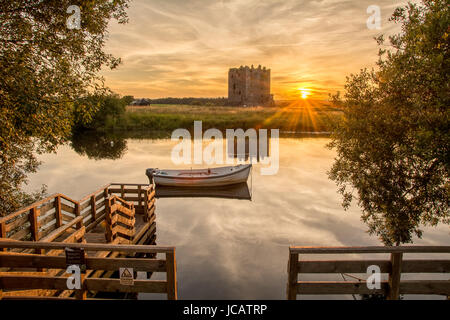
left=26, top=133, right=449, bottom=299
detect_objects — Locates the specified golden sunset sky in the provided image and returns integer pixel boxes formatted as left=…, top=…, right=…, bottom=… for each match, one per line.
left=101, top=0, right=410, bottom=100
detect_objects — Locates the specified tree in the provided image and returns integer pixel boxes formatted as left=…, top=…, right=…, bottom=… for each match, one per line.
left=122, top=95, right=135, bottom=106
left=73, top=93, right=128, bottom=130
left=0, top=1, right=130, bottom=216
left=328, top=0, right=449, bottom=245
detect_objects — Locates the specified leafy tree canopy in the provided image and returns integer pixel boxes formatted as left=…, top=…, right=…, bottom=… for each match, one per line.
left=328, top=0, right=449, bottom=245
left=0, top=0, right=130, bottom=216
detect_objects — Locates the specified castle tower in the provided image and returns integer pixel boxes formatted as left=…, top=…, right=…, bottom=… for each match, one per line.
left=228, top=65, right=274, bottom=106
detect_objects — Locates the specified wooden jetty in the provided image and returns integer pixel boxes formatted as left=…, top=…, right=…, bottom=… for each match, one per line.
left=287, top=245, right=450, bottom=300
left=0, top=183, right=177, bottom=300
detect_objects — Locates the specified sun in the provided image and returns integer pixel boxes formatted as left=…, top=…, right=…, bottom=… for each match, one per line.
left=298, top=88, right=311, bottom=99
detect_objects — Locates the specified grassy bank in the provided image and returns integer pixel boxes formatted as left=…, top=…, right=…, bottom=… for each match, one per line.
left=101, top=100, right=341, bottom=133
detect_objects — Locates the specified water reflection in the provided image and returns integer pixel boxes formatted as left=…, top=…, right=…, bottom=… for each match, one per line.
left=70, top=131, right=128, bottom=160
left=156, top=182, right=251, bottom=200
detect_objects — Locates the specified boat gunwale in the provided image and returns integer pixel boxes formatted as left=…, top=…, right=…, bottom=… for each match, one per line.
left=150, top=164, right=252, bottom=180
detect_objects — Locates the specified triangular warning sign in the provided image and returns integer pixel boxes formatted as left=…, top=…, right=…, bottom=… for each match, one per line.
left=121, top=268, right=132, bottom=278
left=119, top=267, right=134, bottom=285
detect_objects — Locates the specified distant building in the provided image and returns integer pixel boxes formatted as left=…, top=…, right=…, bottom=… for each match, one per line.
left=228, top=65, right=274, bottom=106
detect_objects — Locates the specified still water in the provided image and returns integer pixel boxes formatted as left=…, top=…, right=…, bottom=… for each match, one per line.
left=26, top=134, right=449, bottom=299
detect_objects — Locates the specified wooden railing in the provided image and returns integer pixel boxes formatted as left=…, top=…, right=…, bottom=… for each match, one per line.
left=287, top=246, right=450, bottom=300
left=105, top=195, right=135, bottom=244
left=0, top=183, right=156, bottom=250
left=108, top=183, right=156, bottom=217
left=0, top=240, right=177, bottom=300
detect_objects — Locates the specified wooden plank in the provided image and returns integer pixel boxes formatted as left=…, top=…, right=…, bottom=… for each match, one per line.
left=85, top=212, right=106, bottom=233
left=135, top=222, right=156, bottom=246
left=0, top=275, right=69, bottom=290
left=38, top=220, right=57, bottom=240
left=290, top=246, right=450, bottom=254
left=2, top=295, right=74, bottom=300
left=94, top=193, right=104, bottom=203
left=297, top=281, right=388, bottom=295
left=148, top=190, right=156, bottom=201
left=134, top=216, right=156, bottom=245
left=402, top=260, right=450, bottom=273
left=111, top=226, right=134, bottom=238
left=80, top=199, right=91, bottom=212
left=38, top=213, right=56, bottom=229
left=5, top=214, right=29, bottom=233
left=287, top=252, right=298, bottom=300
left=145, top=205, right=156, bottom=222
left=85, top=278, right=167, bottom=293
left=0, top=240, right=175, bottom=254
left=388, top=252, right=403, bottom=300
left=112, top=217, right=135, bottom=229
left=9, top=227, right=31, bottom=241
left=62, top=213, right=75, bottom=222
left=166, top=250, right=177, bottom=300
left=62, top=227, right=85, bottom=243
left=60, top=203, right=75, bottom=214
left=78, top=183, right=111, bottom=203
left=399, top=280, right=450, bottom=295
left=297, top=259, right=450, bottom=274
left=39, top=201, right=55, bottom=216
left=298, top=260, right=391, bottom=274
left=0, top=193, right=59, bottom=223
left=39, top=216, right=84, bottom=243
left=108, top=188, right=142, bottom=194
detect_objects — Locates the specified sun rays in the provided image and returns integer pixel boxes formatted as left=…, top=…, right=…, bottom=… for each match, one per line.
left=262, top=99, right=327, bottom=132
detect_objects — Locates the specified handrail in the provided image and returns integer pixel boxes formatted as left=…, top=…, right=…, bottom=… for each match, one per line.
left=0, top=240, right=174, bottom=253
left=39, top=216, right=84, bottom=243
left=0, top=193, right=60, bottom=223
left=78, top=183, right=111, bottom=203
left=290, top=246, right=450, bottom=254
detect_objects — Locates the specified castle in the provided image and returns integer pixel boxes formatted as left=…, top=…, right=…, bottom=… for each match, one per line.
left=228, top=65, right=274, bottom=106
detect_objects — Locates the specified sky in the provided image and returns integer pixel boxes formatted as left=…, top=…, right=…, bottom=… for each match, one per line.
left=101, top=0, right=410, bottom=100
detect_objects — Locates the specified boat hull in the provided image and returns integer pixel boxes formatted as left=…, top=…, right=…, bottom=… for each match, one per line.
left=148, top=164, right=252, bottom=187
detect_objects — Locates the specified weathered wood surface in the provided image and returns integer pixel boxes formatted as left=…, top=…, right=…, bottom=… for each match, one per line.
left=288, top=245, right=450, bottom=300
left=0, top=182, right=175, bottom=300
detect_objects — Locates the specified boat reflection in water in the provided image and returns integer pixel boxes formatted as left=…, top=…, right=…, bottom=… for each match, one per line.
left=155, top=182, right=251, bottom=200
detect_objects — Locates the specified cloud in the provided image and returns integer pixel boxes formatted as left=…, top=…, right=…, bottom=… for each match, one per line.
left=102, top=0, right=409, bottom=99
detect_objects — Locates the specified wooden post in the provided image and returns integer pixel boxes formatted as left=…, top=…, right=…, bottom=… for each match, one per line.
left=74, top=202, right=83, bottom=230
left=388, top=252, right=403, bottom=300
left=105, top=198, right=113, bottom=243
left=143, top=188, right=149, bottom=221
left=29, top=207, right=39, bottom=241
left=138, top=185, right=142, bottom=212
left=121, top=184, right=125, bottom=199
left=0, top=221, right=6, bottom=252
left=287, top=252, right=299, bottom=300
left=166, top=250, right=178, bottom=300
left=55, top=196, right=62, bottom=227
left=90, top=195, right=97, bottom=222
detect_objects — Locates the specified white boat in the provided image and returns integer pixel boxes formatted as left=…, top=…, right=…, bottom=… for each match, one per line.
left=146, top=164, right=252, bottom=187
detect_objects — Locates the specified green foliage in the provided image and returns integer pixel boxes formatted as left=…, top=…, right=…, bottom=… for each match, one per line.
left=73, top=94, right=129, bottom=130
left=328, top=0, right=449, bottom=245
left=0, top=0, right=130, bottom=216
